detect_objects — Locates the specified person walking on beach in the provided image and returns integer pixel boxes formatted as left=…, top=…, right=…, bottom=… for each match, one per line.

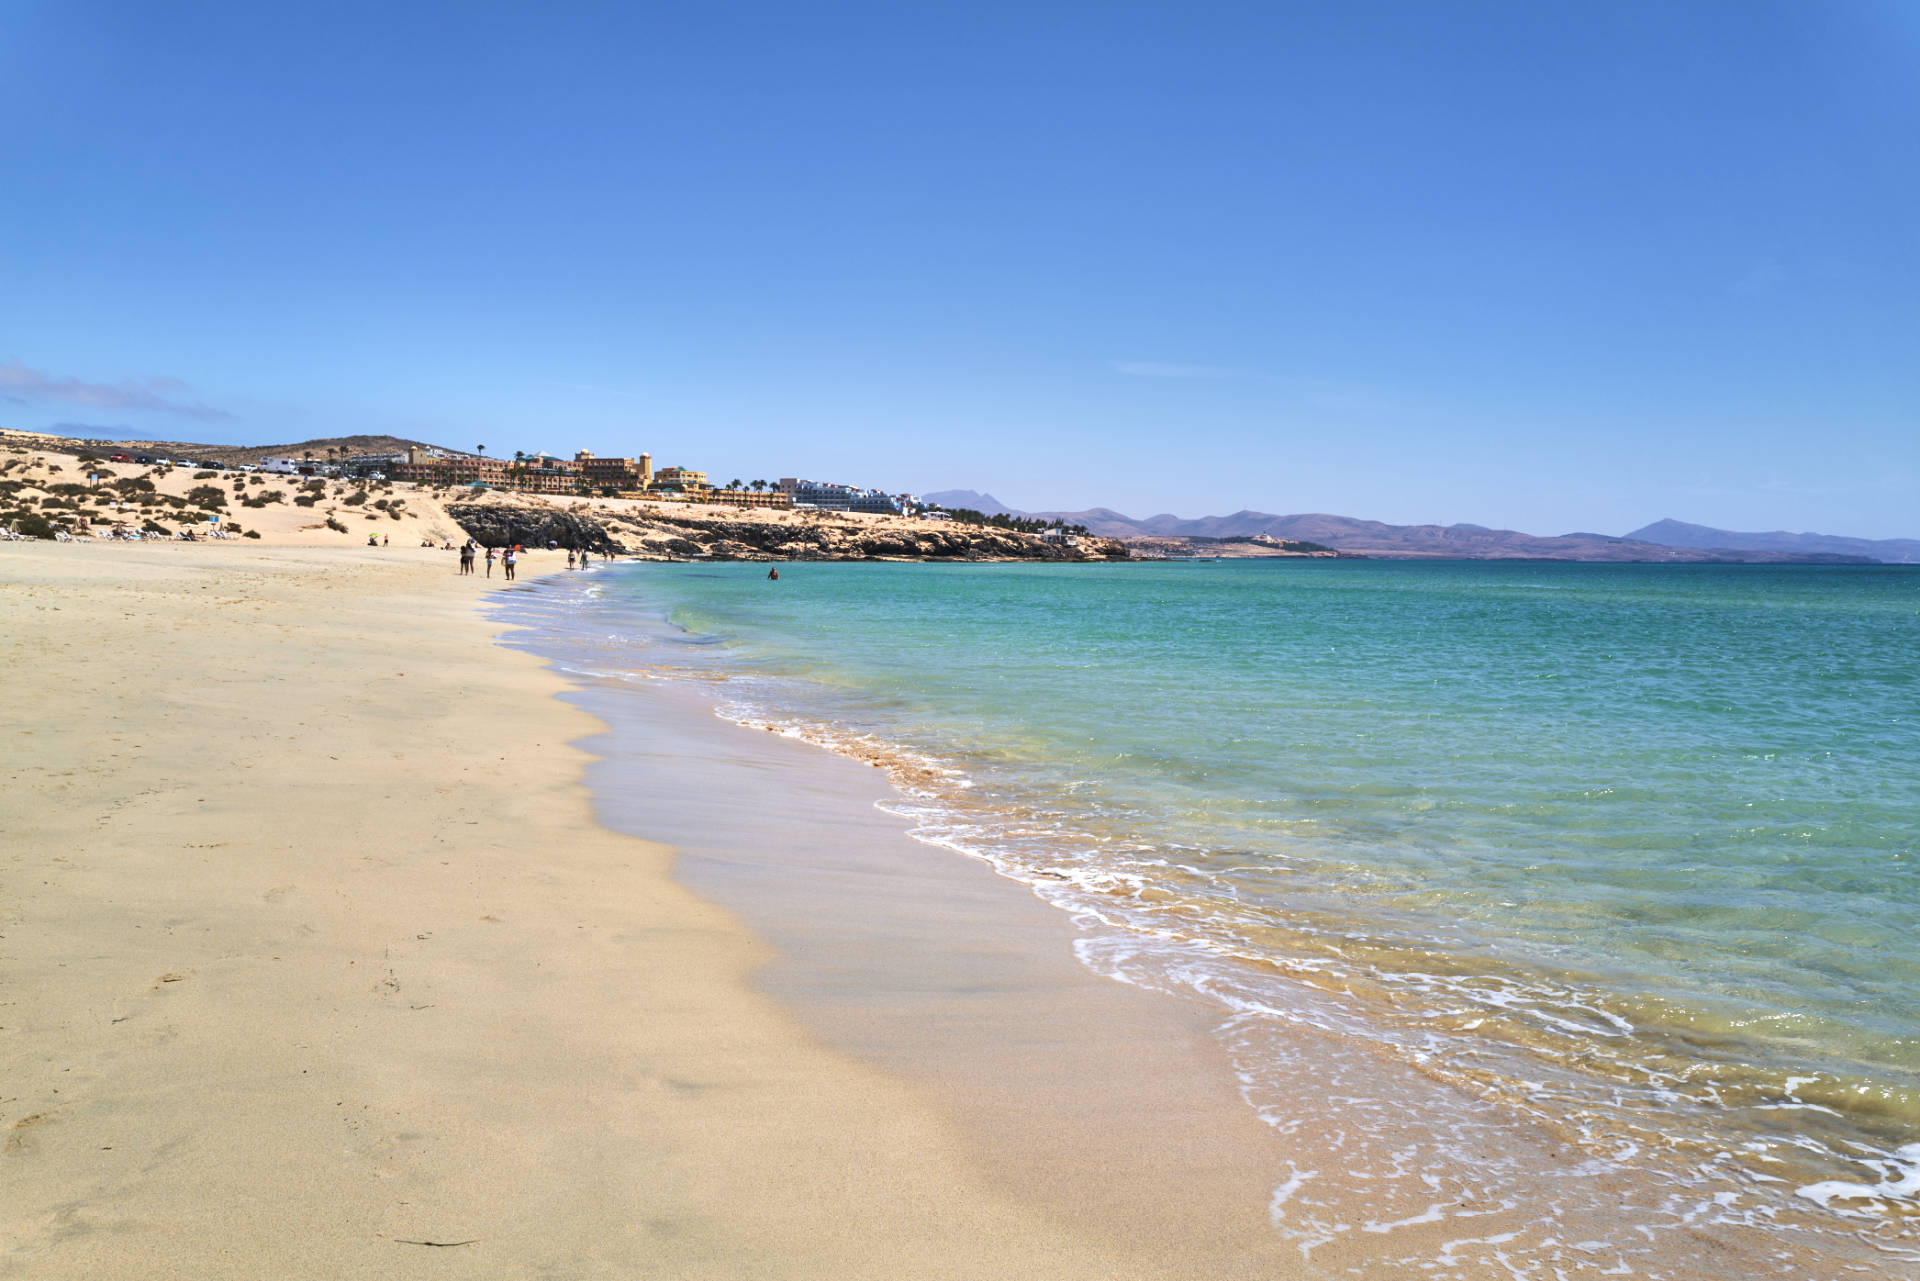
left=459, top=542, right=475, bottom=575
left=566, top=548, right=576, bottom=570
left=502, top=546, right=516, bottom=581
left=579, top=547, right=590, bottom=567
left=485, top=546, right=496, bottom=577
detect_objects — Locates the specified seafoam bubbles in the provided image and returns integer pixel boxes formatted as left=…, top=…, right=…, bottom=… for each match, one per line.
left=1798, top=1142, right=1920, bottom=1215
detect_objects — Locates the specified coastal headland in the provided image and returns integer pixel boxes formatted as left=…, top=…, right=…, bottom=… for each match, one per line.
left=0, top=440, right=1127, bottom=562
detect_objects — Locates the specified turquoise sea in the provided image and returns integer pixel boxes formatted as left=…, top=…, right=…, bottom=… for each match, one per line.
left=514, top=558, right=1920, bottom=1267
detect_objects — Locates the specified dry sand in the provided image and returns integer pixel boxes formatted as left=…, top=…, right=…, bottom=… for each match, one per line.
left=0, top=541, right=1191, bottom=1279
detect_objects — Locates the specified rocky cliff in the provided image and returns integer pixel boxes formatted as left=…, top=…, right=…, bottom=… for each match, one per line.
left=446, top=493, right=1128, bottom=562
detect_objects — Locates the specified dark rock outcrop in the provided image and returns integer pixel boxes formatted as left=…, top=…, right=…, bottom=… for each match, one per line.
left=446, top=499, right=619, bottom=555
left=445, top=493, right=1128, bottom=563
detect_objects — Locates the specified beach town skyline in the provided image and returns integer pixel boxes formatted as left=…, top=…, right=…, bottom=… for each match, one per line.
left=8, top=422, right=1916, bottom=556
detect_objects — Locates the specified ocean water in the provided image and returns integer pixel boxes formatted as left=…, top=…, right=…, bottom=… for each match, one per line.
left=509, top=558, right=1920, bottom=1272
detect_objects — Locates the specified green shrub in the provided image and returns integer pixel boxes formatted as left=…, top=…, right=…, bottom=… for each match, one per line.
left=244, top=530, right=261, bottom=538
left=325, top=516, right=348, bottom=533
left=342, top=490, right=368, bottom=506
left=193, top=470, right=217, bottom=479
left=188, top=485, right=227, bottom=508
left=4, top=509, right=57, bottom=539
left=113, top=477, right=155, bottom=494
left=142, top=519, right=171, bottom=535
left=294, top=494, right=319, bottom=507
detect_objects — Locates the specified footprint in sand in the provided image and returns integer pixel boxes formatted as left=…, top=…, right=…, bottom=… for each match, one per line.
left=6, top=1113, right=53, bottom=1153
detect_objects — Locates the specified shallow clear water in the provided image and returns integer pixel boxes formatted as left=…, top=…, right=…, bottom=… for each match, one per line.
left=518, top=557, right=1920, bottom=1266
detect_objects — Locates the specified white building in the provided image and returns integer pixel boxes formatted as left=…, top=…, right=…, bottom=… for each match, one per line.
left=776, top=478, right=905, bottom=514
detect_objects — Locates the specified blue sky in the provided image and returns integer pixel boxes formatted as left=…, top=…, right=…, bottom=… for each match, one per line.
left=4, top=1, right=1916, bottom=537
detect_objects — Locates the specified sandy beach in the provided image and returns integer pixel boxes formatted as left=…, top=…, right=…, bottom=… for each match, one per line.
left=0, top=541, right=1219, bottom=1279
left=6, top=540, right=1885, bottom=1280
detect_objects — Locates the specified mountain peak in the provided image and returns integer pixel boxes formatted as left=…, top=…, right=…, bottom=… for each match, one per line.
left=922, top=489, right=1026, bottom=517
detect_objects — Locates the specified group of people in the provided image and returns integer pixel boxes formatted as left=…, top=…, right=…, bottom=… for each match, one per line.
left=457, top=539, right=509, bottom=578
left=451, top=538, right=601, bottom=581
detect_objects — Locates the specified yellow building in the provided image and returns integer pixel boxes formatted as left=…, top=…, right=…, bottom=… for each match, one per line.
left=653, top=466, right=709, bottom=492
left=573, top=451, right=653, bottom=492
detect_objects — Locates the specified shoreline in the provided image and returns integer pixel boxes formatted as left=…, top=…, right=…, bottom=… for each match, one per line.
left=0, top=543, right=1174, bottom=1279
left=502, top=558, right=1916, bottom=1279
left=548, top=662, right=1304, bottom=1274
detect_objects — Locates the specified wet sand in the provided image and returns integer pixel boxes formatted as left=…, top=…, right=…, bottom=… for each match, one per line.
left=560, top=675, right=1298, bottom=1276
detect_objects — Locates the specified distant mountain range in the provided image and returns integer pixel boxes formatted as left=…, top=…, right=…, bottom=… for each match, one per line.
left=1621, top=519, right=1920, bottom=565
left=921, top=492, right=1914, bottom=564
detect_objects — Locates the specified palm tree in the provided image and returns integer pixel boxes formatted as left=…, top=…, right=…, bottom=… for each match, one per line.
left=476, top=444, right=486, bottom=458
left=750, top=479, right=766, bottom=493
left=728, top=478, right=742, bottom=491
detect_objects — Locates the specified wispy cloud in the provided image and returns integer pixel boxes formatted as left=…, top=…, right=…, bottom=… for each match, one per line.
left=1110, top=360, right=1234, bottom=380
left=0, top=360, right=234, bottom=421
